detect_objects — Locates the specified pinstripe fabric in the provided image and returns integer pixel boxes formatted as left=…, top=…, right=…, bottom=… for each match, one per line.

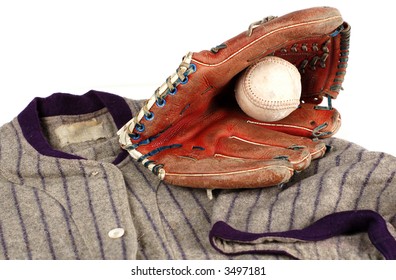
left=1, top=91, right=395, bottom=259
left=210, top=138, right=396, bottom=259
left=0, top=92, right=138, bottom=259
left=0, top=220, right=8, bottom=260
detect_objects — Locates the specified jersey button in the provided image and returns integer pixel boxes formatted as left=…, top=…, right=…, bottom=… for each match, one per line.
left=108, top=228, right=125, bottom=239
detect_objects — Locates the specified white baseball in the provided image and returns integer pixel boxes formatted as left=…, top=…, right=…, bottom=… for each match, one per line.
left=235, top=56, right=301, bottom=122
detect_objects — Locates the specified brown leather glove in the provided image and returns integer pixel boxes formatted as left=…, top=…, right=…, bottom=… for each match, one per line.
left=118, top=6, right=350, bottom=189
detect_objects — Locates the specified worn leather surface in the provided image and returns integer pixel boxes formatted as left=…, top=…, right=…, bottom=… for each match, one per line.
left=125, top=7, right=349, bottom=189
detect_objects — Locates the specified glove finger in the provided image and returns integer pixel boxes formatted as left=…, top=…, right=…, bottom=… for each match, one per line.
left=222, top=116, right=328, bottom=160
left=160, top=154, right=294, bottom=189
left=244, top=103, right=341, bottom=138
left=215, top=137, right=312, bottom=172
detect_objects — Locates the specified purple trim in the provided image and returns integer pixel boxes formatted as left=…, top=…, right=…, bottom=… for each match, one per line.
left=95, top=92, right=132, bottom=129
left=17, top=90, right=132, bottom=161
left=210, top=210, right=396, bottom=260
left=113, top=150, right=129, bottom=165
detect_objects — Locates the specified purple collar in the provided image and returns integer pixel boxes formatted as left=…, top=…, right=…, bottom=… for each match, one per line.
left=17, top=90, right=131, bottom=161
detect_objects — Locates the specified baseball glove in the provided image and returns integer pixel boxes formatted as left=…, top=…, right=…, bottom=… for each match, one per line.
left=118, top=6, right=350, bottom=189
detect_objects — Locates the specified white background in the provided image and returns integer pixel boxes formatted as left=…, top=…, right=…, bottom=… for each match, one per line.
left=0, top=260, right=392, bottom=279
left=0, top=0, right=394, bottom=156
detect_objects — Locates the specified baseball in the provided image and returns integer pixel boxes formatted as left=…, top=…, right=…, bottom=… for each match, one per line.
left=235, top=56, right=301, bottom=122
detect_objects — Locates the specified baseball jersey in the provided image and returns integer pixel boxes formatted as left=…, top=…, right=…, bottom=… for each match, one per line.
left=0, top=90, right=395, bottom=259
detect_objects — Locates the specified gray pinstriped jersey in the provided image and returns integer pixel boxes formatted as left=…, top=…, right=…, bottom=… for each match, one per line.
left=0, top=91, right=395, bottom=259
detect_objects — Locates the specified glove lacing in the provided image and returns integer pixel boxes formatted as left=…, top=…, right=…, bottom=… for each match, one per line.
left=117, top=52, right=196, bottom=179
